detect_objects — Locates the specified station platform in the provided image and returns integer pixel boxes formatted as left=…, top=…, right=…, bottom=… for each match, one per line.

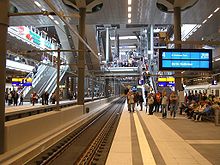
left=5, top=100, right=75, bottom=114
left=106, top=104, right=220, bottom=165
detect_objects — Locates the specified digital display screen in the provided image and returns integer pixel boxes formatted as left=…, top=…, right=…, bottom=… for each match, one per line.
left=159, top=49, right=212, bottom=70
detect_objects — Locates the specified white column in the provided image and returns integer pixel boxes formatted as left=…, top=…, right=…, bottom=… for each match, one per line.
left=106, top=27, right=110, bottom=63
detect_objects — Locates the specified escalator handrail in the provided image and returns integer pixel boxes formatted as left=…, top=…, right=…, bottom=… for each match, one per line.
left=19, top=64, right=48, bottom=97
left=37, top=68, right=57, bottom=96
left=47, top=65, right=69, bottom=99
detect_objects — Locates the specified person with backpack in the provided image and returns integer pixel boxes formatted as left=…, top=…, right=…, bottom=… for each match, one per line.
left=147, top=93, right=155, bottom=115
left=169, top=91, right=178, bottom=118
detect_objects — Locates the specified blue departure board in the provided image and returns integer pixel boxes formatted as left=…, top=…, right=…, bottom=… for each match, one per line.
left=159, top=49, right=212, bottom=70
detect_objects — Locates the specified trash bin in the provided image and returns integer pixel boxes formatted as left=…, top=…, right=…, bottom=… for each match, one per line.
left=215, top=110, right=220, bottom=126
left=86, top=107, right=90, bottom=113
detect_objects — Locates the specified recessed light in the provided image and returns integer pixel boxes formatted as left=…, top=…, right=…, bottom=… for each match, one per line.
left=54, top=20, right=59, bottom=25
left=208, top=14, right=213, bottom=19
left=128, top=0, right=132, bottom=5
left=34, top=1, right=41, bottom=7
left=202, top=19, right=207, bottom=24
left=128, top=13, right=131, bottom=18
left=214, top=7, right=220, bottom=13
left=128, top=19, right=131, bottom=24
left=48, top=15, right=54, bottom=20
left=128, top=6, right=132, bottom=12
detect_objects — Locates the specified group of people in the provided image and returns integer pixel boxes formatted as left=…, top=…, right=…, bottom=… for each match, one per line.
left=127, top=90, right=179, bottom=119
left=181, top=92, right=220, bottom=122
left=127, top=91, right=144, bottom=112
left=30, top=91, right=50, bottom=106
left=5, top=90, right=23, bottom=106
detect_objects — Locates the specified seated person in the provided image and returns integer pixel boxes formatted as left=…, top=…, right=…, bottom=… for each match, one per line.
left=193, top=101, right=208, bottom=121
left=185, top=101, right=196, bottom=118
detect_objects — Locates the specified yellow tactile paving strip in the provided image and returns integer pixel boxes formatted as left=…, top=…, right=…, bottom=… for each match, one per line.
left=133, top=113, right=156, bottom=165
left=139, top=112, right=212, bottom=165
left=106, top=105, right=132, bottom=165
left=107, top=105, right=156, bottom=165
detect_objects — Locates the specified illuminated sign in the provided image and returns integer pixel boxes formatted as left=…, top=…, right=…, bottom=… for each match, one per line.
left=159, top=49, right=212, bottom=70
left=12, top=78, right=32, bottom=86
left=158, top=82, right=175, bottom=87
left=158, top=77, right=175, bottom=82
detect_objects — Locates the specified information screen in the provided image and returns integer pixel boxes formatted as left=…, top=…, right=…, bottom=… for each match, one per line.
left=159, top=49, right=212, bottom=70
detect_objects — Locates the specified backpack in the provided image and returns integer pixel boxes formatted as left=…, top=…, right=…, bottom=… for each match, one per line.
left=148, top=97, right=154, bottom=105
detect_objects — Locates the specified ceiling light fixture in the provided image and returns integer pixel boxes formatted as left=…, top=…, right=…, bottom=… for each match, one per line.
left=215, top=58, right=220, bottom=62
left=128, top=19, right=131, bottom=24
left=128, top=6, right=132, bottom=12
left=214, top=7, right=220, bottom=13
left=202, top=19, right=207, bottom=24
left=128, top=13, right=131, bottom=18
left=54, top=20, right=59, bottom=25
left=48, top=15, right=54, bottom=20
left=34, top=1, right=41, bottom=7
left=208, top=14, right=213, bottom=19
left=128, top=0, right=132, bottom=5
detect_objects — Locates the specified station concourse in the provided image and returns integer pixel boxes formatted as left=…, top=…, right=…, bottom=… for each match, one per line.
left=0, top=0, right=220, bottom=164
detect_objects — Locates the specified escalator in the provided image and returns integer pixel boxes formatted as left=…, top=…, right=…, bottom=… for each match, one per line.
left=23, top=65, right=57, bottom=101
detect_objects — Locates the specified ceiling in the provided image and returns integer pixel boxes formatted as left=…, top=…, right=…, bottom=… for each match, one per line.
left=7, top=0, right=220, bottom=82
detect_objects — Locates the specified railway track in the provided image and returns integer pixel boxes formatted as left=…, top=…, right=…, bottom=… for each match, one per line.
left=26, top=97, right=125, bottom=165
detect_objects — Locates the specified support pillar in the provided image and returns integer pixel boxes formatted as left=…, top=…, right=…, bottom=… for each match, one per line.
left=65, top=76, right=70, bottom=99
left=174, top=7, right=181, bottom=49
left=73, top=77, right=77, bottom=99
left=77, top=8, right=86, bottom=105
left=174, top=7, right=182, bottom=91
left=0, top=0, right=9, bottom=154
left=105, top=78, right=109, bottom=98
left=70, top=77, right=74, bottom=95
left=106, top=27, right=110, bottom=63
left=56, top=48, right=61, bottom=110
left=91, top=76, right=95, bottom=100
left=150, top=25, right=154, bottom=59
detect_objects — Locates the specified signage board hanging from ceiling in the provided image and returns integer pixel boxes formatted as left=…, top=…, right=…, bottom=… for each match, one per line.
left=159, top=49, right=212, bottom=71
left=12, top=78, right=32, bottom=86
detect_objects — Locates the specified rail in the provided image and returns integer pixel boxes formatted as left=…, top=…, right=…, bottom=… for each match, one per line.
left=25, top=97, right=125, bottom=164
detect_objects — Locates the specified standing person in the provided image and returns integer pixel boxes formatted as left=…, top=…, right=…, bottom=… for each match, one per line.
left=41, top=92, right=45, bottom=105
left=44, top=91, right=49, bottom=105
left=13, top=91, right=19, bottom=106
left=138, top=92, right=144, bottom=111
left=51, top=92, right=56, bottom=104
left=155, top=92, right=162, bottom=112
left=127, top=91, right=135, bottom=112
left=147, top=93, right=155, bottom=115
left=32, top=91, right=37, bottom=106
left=5, top=91, right=8, bottom=103
left=8, top=92, right=12, bottom=106
left=127, top=91, right=132, bottom=112
left=169, top=91, right=178, bottom=118
left=19, top=92, right=24, bottom=105
left=161, top=91, right=168, bottom=118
